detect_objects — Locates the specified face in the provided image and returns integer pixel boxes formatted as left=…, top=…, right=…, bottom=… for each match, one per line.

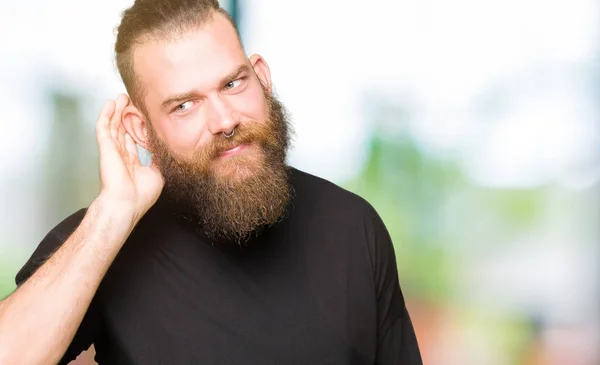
left=123, top=13, right=293, bottom=243
left=135, top=13, right=271, bottom=170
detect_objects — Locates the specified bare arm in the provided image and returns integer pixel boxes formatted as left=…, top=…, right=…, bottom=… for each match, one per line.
left=0, top=197, right=134, bottom=364
left=0, top=95, right=164, bottom=365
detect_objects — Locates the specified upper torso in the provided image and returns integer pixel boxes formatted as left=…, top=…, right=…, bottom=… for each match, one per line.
left=17, top=167, right=421, bottom=365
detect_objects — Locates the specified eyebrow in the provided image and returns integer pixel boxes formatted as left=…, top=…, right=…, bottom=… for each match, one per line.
left=160, top=64, right=251, bottom=111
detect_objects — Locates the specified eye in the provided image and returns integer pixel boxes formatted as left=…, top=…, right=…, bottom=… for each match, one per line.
left=174, top=101, right=193, bottom=113
left=224, top=79, right=242, bottom=90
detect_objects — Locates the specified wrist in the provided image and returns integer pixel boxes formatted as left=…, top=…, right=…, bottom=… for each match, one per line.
left=92, top=194, right=137, bottom=229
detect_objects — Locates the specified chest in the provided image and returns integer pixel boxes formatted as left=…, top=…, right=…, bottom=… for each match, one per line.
left=97, top=228, right=376, bottom=364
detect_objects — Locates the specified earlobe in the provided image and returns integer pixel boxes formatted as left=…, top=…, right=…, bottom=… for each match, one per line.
left=249, top=54, right=272, bottom=94
left=122, top=105, right=150, bottom=150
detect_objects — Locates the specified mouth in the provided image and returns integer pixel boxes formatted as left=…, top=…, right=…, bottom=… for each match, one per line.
left=219, top=144, right=247, bottom=158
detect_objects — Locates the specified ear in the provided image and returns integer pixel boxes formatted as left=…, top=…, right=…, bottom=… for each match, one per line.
left=249, top=54, right=272, bottom=94
left=122, top=104, right=151, bottom=151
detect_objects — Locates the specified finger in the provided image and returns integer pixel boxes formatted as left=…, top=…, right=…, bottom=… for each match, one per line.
left=117, top=117, right=126, bottom=135
left=110, top=94, right=129, bottom=140
left=96, top=100, right=116, bottom=144
left=116, top=121, right=126, bottom=150
left=118, top=96, right=132, bottom=143
left=125, top=133, right=141, bottom=165
left=124, top=133, right=138, bottom=154
left=110, top=94, right=127, bottom=139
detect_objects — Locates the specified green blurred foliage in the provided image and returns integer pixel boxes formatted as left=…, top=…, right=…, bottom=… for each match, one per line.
left=342, top=120, right=553, bottom=363
left=344, top=131, right=461, bottom=303
left=343, top=117, right=547, bottom=305
left=0, top=90, right=99, bottom=299
left=45, top=91, right=100, bottom=227
left=0, top=253, right=18, bottom=299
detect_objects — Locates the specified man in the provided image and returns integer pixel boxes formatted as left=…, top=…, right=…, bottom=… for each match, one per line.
left=0, top=0, right=422, bottom=364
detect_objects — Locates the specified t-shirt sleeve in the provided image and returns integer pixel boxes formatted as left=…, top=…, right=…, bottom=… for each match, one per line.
left=15, top=208, right=103, bottom=365
left=365, top=205, right=423, bottom=365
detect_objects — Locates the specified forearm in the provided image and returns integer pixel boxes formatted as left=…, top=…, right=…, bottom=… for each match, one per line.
left=0, top=197, right=136, bottom=365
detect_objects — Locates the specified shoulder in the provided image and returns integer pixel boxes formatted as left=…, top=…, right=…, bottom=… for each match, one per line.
left=15, top=208, right=87, bottom=285
left=48, top=208, right=88, bottom=241
left=289, top=167, right=388, bottom=253
left=290, top=166, right=392, bottom=258
left=290, top=167, right=378, bottom=221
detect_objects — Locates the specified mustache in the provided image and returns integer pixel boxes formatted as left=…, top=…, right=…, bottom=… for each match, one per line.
left=192, top=119, right=283, bottom=165
left=202, top=125, right=260, bottom=160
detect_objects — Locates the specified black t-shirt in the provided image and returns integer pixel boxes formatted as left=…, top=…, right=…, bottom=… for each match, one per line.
left=16, top=168, right=422, bottom=364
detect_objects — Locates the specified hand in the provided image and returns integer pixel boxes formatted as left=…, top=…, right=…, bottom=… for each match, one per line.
left=95, top=94, right=164, bottom=221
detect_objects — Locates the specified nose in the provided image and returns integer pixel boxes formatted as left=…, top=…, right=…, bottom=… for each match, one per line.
left=205, top=94, right=239, bottom=136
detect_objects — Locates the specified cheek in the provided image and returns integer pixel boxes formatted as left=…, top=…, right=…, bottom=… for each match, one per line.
left=155, top=117, right=208, bottom=157
left=234, top=86, right=269, bottom=123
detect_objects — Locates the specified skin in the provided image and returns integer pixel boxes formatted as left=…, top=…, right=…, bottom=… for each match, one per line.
left=0, top=12, right=269, bottom=365
left=122, top=13, right=274, bottom=174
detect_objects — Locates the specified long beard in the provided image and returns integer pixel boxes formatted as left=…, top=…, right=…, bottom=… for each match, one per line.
left=148, top=92, right=293, bottom=245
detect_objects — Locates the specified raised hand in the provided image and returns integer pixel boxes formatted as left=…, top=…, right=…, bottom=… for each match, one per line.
left=95, top=94, right=164, bottom=221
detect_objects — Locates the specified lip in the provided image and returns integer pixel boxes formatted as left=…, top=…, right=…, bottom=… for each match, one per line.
left=220, top=144, right=247, bottom=158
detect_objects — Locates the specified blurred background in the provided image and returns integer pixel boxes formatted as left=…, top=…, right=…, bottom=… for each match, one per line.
left=1, top=0, right=598, bottom=364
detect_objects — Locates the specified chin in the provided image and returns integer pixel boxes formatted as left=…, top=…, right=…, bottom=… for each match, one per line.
left=217, top=164, right=256, bottom=182
left=212, top=148, right=263, bottom=182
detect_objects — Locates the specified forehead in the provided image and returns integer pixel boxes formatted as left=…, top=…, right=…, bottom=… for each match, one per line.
left=133, top=14, right=246, bottom=101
